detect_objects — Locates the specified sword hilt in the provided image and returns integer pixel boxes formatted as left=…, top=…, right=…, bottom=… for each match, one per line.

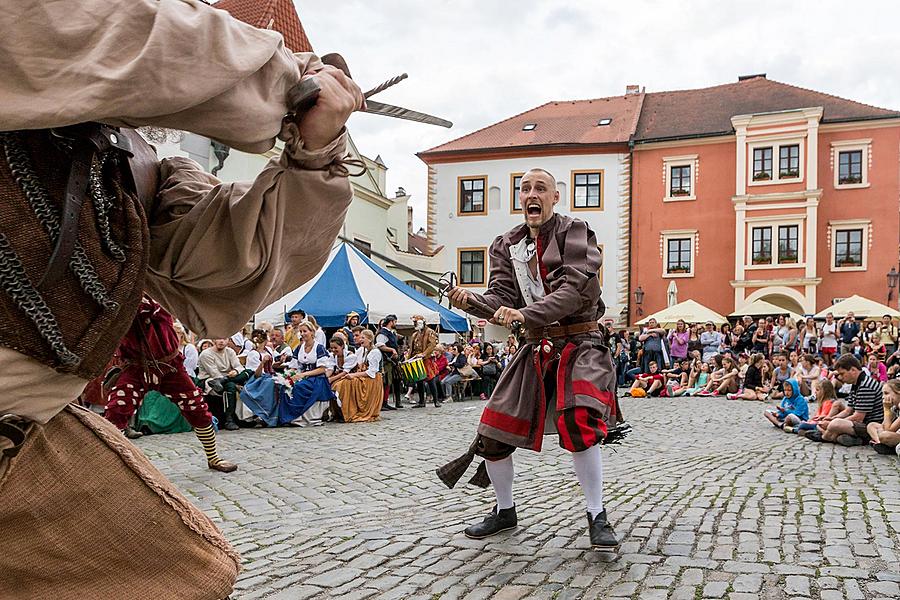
left=283, top=53, right=354, bottom=132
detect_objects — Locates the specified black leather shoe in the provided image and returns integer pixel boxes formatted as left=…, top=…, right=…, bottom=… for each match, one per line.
left=413, top=401, right=426, bottom=408
left=588, top=510, right=619, bottom=550
left=223, top=419, right=239, bottom=431
left=122, top=426, right=143, bottom=440
left=382, top=402, right=396, bottom=411
left=464, top=505, right=517, bottom=539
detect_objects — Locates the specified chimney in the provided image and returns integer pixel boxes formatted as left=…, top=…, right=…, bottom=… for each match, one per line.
left=625, top=84, right=640, bottom=95
left=407, top=205, right=413, bottom=233
left=395, top=186, right=406, bottom=198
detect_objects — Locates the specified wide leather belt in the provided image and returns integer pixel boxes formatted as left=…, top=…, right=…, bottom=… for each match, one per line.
left=40, top=123, right=134, bottom=289
left=525, top=321, right=600, bottom=342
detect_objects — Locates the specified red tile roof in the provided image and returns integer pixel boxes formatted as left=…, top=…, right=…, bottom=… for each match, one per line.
left=634, top=76, right=900, bottom=142
left=419, top=94, right=643, bottom=158
left=214, top=0, right=313, bottom=53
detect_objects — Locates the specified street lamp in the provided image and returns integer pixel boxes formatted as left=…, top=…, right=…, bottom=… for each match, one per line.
left=634, top=286, right=645, bottom=316
left=888, top=267, right=899, bottom=304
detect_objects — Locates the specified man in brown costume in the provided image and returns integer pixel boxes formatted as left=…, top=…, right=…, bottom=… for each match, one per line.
left=0, top=0, right=362, bottom=598
left=442, top=168, right=621, bottom=550
left=407, top=313, right=442, bottom=408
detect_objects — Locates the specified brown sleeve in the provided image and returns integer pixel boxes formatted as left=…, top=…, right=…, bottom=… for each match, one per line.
left=422, top=329, right=438, bottom=356
left=144, top=132, right=352, bottom=338
left=0, top=0, right=314, bottom=154
left=519, top=220, right=602, bottom=328
left=466, top=235, right=521, bottom=319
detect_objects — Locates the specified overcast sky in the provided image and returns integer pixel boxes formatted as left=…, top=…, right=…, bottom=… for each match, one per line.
left=295, top=0, right=900, bottom=229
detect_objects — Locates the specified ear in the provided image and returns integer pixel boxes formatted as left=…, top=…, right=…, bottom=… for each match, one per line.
left=552, top=189, right=560, bottom=205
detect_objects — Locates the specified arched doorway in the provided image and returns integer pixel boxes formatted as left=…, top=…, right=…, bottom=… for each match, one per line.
left=761, top=294, right=806, bottom=316
left=744, top=286, right=808, bottom=316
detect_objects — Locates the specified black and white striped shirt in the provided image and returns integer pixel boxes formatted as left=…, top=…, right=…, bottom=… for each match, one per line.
left=848, top=372, right=884, bottom=424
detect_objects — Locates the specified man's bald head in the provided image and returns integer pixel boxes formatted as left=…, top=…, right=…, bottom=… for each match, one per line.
left=524, top=168, right=557, bottom=190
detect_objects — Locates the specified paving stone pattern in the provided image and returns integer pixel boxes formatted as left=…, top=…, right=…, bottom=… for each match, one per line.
left=138, top=396, right=900, bottom=599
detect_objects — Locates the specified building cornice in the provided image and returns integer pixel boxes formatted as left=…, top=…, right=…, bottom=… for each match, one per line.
left=417, top=142, right=630, bottom=165
left=632, top=134, right=734, bottom=150
left=352, top=184, right=393, bottom=209
left=730, top=277, right=822, bottom=288
left=732, top=189, right=822, bottom=205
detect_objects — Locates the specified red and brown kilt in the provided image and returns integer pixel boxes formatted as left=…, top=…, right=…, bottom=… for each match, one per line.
left=477, top=332, right=618, bottom=454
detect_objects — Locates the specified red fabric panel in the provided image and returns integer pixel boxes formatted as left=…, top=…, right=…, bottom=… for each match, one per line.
left=481, top=407, right=531, bottom=437
left=571, top=380, right=616, bottom=409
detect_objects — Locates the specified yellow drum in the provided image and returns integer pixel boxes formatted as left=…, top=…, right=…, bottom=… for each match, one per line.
left=400, top=357, right=427, bottom=383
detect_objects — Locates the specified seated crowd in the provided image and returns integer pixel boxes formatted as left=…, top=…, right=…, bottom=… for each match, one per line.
left=616, top=313, right=900, bottom=458
left=173, top=310, right=519, bottom=432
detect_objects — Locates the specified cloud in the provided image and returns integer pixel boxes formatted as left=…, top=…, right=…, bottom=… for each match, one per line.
left=294, top=0, right=900, bottom=229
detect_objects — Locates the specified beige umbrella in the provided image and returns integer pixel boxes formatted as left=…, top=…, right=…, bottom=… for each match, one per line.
left=814, top=294, right=900, bottom=319
left=636, top=299, right=728, bottom=329
left=730, top=299, right=803, bottom=322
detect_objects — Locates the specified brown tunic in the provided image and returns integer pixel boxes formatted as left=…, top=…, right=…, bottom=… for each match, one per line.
left=465, top=214, right=620, bottom=451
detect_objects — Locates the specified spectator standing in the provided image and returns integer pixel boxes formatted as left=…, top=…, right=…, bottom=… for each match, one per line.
left=688, top=324, right=703, bottom=356
left=284, top=309, right=306, bottom=351
left=639, top=318, right=668, bottom=371
left=752, top=318, right=770, bottom=356
left=799, top=317, right=818, bottom=355
left=820, top=313, right=839, bottom=366
left=479, top=344, right=501, bottom=400
left=879, top=315, right=898, bottom=357
left=668, top=320, right=690, bottom=364
left=699, top=321, right=723, bottom=363
left=720, top=323, right=733, bottom=354
left=838, top=312, right=861, bottom=357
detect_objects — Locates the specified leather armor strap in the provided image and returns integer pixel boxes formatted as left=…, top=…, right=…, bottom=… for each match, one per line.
left=39, top=124, right=134, bottom=289
left=524, top=321, right=600, bottom=342
left=0, top=415, right=31, bottom=459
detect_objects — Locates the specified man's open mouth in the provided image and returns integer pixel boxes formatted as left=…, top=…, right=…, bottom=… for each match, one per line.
left=526, top=203, right=542, bottom=217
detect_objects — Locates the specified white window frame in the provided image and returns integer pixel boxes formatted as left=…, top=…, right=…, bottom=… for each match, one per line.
left=663, top=155, right=698, bottom=202
left=832, top=139, right=871, bottom=189
left=747, top=137, right=805, bottom=187
left=744, top=217, right=805, bottom=270
left=661, top=230, right=697, bottom=278
left=829, top=220, right=870, bottom=272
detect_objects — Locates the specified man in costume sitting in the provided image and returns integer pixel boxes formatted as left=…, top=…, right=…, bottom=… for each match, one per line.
left=0, top=0, right=362, bottom=597
left=441, top=168, right=621, bottom=550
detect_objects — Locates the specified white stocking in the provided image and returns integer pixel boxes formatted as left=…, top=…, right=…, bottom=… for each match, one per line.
left=572, top=444, right=604, bottom=519
left=485, top=455, right=515, bottom=510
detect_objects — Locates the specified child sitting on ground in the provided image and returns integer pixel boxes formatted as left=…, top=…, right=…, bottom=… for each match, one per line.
left=867, top=378, right=900, bottom=455
left=728, top=353, right=769, bottom=401
left=764, top=379, right=809, bottom=430
left=675, top=362, right=710, bottom=396
left=793, top=379, right=843, bottom=437
left=663, top=358, right=691, bottom=396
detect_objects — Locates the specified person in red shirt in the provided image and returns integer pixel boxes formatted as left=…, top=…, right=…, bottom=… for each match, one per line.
left=630, top=360, right=665, bottom=397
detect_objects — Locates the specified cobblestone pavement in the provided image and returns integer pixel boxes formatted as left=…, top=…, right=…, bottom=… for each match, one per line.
left=138, top=396, right=900, bottom=600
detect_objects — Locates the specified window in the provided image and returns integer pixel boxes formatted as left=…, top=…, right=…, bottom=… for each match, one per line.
left=834, top=229, right=863, bottom=268
left=777, top=225, right=799, bottom=264
left=458, top=176, right=487, bottom=215
left=751, top=227, right=772, bottom=265
left=571, top=170, right=603, bottom=210
left=458, top=248, right=486, bottom=286
left=838, top=150, right=863, bottom=185
left=666, top=238, right=692, bottom=275
left=779, top=144, right=800, bottom=179
left=510, top=173, right=523, bottom=212
left=752, top=147, right=773, bottom=181
left=832, top=140, right=870, bottom=188
left=669, top=165, right=692, bottom=197
left=353, top=238, right=372, bottom=257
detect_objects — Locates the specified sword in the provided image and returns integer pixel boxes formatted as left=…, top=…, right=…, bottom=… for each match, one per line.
left=284, top=53, right=452, bottom=130
left=338, top=236, right=522, bottom=332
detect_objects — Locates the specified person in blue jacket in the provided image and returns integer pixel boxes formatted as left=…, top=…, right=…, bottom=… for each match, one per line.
left=765, top=378, right=810, bottom=430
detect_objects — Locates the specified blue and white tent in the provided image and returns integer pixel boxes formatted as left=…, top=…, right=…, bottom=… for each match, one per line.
left=255, top=242, right=470, bottom=332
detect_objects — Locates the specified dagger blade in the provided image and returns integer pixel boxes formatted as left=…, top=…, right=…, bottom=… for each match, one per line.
left=363, top=99, right=453, bottom=128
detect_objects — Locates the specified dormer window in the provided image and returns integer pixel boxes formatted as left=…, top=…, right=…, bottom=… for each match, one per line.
left=597, top=118, right=612, bottom=126
left=522, top=123, right=536, bottom=131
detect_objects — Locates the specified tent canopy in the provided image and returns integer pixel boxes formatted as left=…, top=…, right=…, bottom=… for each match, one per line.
left=255, top=243, right=470, bottom=332
left=813, top=295, right=900, bottom=320
left=636, top=299, right=727, bottom=328
left=730, top=299, right=803, bottom=322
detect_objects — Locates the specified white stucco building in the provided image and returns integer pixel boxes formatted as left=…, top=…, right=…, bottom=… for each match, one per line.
left=417, top=91, right=644, bottom=338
